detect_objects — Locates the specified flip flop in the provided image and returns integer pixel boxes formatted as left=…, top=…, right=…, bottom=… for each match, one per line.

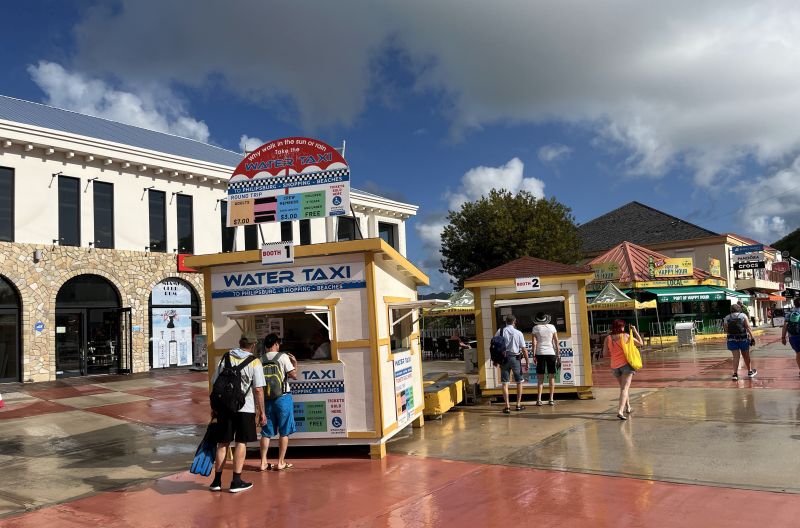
left=274, top=463, right=293, bottom=471
left=260, top=463, right=273, bottom=472
left=502, top=407, right=511, bottom=414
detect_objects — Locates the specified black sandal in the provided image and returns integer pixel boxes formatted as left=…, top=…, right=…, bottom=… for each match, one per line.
left=502, top=407, right=511, bottom=414
left=515, top=405, right=526, bottom=411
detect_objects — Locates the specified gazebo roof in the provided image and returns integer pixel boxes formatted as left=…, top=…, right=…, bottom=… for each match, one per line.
left=587, top=241, right=717, bottom=283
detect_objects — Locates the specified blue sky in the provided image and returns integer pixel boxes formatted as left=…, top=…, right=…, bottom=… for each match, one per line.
left=3, top=1, right=800, bottom=290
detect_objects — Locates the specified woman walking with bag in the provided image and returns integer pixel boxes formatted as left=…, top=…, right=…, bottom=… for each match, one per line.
left=602, top=319, right=643, bottom=420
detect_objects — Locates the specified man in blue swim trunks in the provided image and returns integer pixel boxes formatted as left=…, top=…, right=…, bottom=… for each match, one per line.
left=724, top=304, right=756, bottom=381
left=781, top=298, right=800, bottom=377
left=259, top=333, right=297, bottom=471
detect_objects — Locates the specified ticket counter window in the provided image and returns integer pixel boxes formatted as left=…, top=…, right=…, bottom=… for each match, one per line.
left=256, top=312, right=331, bottom=362
left=494, top=297, right=568, bottom=334
left=390, top=308, right=413, bottom=351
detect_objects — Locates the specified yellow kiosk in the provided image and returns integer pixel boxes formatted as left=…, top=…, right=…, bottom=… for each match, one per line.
left=185, top=239, right=436, bottom=458
left=464, top=256, right=595, bottom=399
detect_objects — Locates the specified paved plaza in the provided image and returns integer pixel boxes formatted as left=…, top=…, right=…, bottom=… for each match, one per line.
left=1, top=328, right=800, bottom=527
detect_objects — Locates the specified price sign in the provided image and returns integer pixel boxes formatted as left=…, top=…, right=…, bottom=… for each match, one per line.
left=261, top=241, right=294, bottom=266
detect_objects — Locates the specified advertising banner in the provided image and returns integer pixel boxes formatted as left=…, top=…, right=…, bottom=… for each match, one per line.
left=732, top=244, right=763, bottom=255
left=152, top=279, right=192, bottom=305
left=210, top=261, right=366, bottom=299
left=288, top=363, right=347, bottom=438
left=773, top=261, right=790, bottom=273
left=708, top=258, right=721, bottom=277
left=393, top=351, right=416, bottom=428
left=151, top=307, right=193, bottom=367
left=650, top=257, right=694, bottom=278
left=591, top=262, right=621, bottom=282
left=227, top=137, right=350, bottom=227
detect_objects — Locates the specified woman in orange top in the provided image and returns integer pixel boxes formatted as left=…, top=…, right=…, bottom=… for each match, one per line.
left=602, top=319, right=643, bottom=420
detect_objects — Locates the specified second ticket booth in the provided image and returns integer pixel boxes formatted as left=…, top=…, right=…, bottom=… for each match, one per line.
left=463, top=256, right=596, bottom=399
left=185, top=238, right=433, bottom=458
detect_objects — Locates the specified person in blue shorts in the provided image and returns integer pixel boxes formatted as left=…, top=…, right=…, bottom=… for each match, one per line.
left=259, top=333, right=297, bottom=471
left=781, top=298, right=800, bottom=377
left=724, top=304, right=756, bottom=381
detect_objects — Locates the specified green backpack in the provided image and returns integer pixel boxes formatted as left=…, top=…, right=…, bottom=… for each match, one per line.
left=788, top=310, right=800, bottom=336
left=262, top=352, right=287, bottom=400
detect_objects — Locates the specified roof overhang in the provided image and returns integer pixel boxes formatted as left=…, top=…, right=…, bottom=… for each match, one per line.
left=493, top=296, right=565, bottom=308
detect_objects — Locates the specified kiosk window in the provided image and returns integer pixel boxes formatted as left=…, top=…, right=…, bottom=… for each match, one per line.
left=390, top=308, right=413, bottom=351
left=494, top=299, right=567, bottom=334
left=257, top=312, right=331, bottom=361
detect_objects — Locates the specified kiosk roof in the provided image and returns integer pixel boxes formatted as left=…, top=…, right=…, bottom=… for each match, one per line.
left=464, top=256, right=592, bottom=285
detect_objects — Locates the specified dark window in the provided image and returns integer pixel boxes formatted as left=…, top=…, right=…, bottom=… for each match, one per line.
left=494, top=300, right=568, bottom=335
left=281, top=221, right=293, bottom=242
left=148, top=190, right=167, bottom=252
left=58, top=176, right=80, bottom=246
left=300, top=219, right=311, bottom=245
left=0, top=167, right=13, bottom=242
left=244, top=225, right=259, bottom=250
left=176, top=194, right=194, bottom=254
left=337, top=216, right=359, bottom=241
left=220, top=201, right=235, bottom=253
left=93, top=182, right=114, bottom=249
left=379, top=222, right=397, bottom=249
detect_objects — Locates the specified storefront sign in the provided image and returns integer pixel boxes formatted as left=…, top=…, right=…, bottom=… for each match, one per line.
left=152, top=280, right=192, bottom=306
left=393, top=351, right=416, bottom=428
left=657, top=292, right=725, bottom=302
left=733, top=253, right=763, bottom=263
left=591, top=262, right=621, bottom=282
left=289, top=363, right=347, bottom=438
left=732, top=244, right=763, bottom=255
left=515, top=276, right=541, bottom=292
left=734, top=261, right=766, bottom=271
left=708, top=258, right=721, bottom=277
left=772, top=261, right=790, bottom=273
left=650, top=258, right=693, bottom=278
left=211, top=261, right=366, bottom=299
left=227, top=137, right=350, bottom=227
left=261, top=241, right=294, bottom=266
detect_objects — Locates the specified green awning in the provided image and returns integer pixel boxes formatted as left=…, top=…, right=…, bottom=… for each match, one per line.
left=709, top=287, right=750, bottom=304
left=644, top=286, right=727, bottom=303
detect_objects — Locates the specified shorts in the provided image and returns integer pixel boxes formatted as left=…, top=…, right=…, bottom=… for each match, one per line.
left=535, top=355, right=557, bottom=376
left=611, top=364, right=635, bottom=377
left=789, top=335, right=800, bottom=353
left=261, top=394, right=296, bottom=438
left=215, top=411, right=257, bottom=444
left=500, top=355, right=524, bottom=383
left=727, top=336, right=750, bottom=352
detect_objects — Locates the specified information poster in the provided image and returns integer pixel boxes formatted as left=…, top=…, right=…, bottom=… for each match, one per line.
left=227, top=137, right=350, bottom=227
left=151, top=307, right=193, bottom=367
left=288, top=363, right=346, bottom=438
left=393, top=351, right=416, bottom=428
left=255, top=317, right=284, bottom=339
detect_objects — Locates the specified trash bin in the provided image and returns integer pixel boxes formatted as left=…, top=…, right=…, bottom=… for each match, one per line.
left=463, top=347, right=478, bottom=374
left=675, top=322, right=695, bottom=346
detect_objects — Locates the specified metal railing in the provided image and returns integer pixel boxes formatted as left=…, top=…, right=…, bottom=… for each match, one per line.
left=422, top=325, right=476, bottom=340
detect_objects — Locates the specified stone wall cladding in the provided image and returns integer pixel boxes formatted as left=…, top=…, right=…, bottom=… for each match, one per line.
left=0, top=241, right=204, bottom=382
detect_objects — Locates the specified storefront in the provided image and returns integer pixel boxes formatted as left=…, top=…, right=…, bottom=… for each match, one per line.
left=0, top=276, right=20, bottom=382
left=185, top=238, right=432, bottom=458
left=463, top=256, right=595, bottom=399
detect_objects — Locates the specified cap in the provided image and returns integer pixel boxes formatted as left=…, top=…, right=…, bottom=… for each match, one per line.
left=240, top=330, right=258, bottom=344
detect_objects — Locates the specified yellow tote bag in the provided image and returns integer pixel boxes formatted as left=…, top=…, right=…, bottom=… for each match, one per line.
left=624, top=329, right=643, bottom=371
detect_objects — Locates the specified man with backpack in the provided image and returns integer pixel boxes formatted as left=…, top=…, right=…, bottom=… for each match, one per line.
left=259, top=333, right=297, bottom=471
left=724, top=304, right=756, bottom=381
left=491, top=314, right=529, bottom=414
left=209, top=330, right=266, bottom=493
left=781, top=298, right=800, bottom=376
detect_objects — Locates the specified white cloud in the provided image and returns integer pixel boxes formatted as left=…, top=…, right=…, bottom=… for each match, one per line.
left=71, top=1, right=800, bottom=183
left=749, top=216, right=787, bottom=241
left=445, top=157, right=545, bottom=210
left=239, top=134, right=264, bottom=154
left=739, top=155, right=800, bottom=242
left=28, top=61, right=210, bottom=142
left=538, top=144, right=572, bottom=164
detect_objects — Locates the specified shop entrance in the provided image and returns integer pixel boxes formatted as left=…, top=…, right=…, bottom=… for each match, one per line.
left=55, top=275, right=128, bottom=378
left=0, top=276, right=21, bottom=383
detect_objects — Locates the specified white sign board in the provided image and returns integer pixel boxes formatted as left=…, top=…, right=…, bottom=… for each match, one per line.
left=393, top=351, right=417, bottom=429
left=211, top=261, right=366, bottom=299
left=515, top=276, right=541, bottom=292
left=152, top=279, right=192, bottom=306
left=288, top=363, right=347, bottom=438
left=261, top=241, right=294, bottom=266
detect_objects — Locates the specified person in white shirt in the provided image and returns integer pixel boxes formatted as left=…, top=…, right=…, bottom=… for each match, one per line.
left=531, top=312, right=560, bottom=406
left=310, top=329, right=331, bottom=360
left=495, top=314, right=529, bottom=413
left=259, top=333, right=298, bottom=471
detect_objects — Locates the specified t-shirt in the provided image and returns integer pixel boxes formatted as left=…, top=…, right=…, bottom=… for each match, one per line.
left=724, top=312, right=749, bottom=337
left=497, top=325, right=526, bottom=356
left=311, top=342, right=331, bottom=360
left=606, top=334, right=629, bottom=369
left=263, top=351, right=296, bottom=394
left=531, top=324, right=558, bottom=356
left=211, top=348, right=266, bottom=414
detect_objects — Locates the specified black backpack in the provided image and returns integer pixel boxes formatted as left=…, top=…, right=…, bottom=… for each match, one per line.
left=490, top=331, right=509, bottom=366
left=727, top=314, right=746, bottom=336
left=210, top=353, right=256, bottom=415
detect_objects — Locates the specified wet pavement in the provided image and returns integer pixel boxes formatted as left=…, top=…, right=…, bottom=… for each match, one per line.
left=1, top=328, right=800, bottom=526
